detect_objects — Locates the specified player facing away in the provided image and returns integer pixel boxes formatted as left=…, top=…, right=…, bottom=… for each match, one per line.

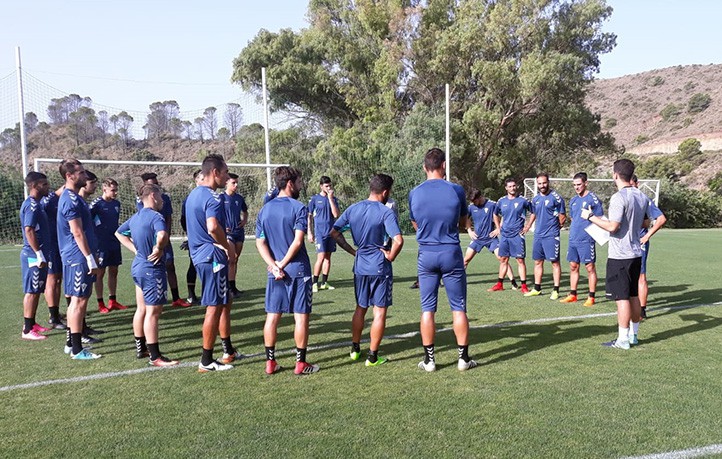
left=186, top=155, right=241, bottom=372
left=582, top=159, right=651, bottom=350
left=560, top=172, right=603, bottom=307
left=409, top=147, right=478, bottom=372
left=256, top=166, right=319, bottom=375
left=137, top=172, right=191, bottom=308
left=90, top=178, right=127, bottom=313
left=330, top=174, right=404, bottom=367
left=308, top=176, right=340, bottom=292
left=116, top=184, right=179, bottom=367
left=40, top=183, right=66, bottom=330
left=57, top=159, right=102, bottom=359
left=524, top=173, right=566, bottom=299
left=463, top=189, right=517, bottom=289
left=19, top=172, right=52, bottom=340
left=491, top=178, right=532, bottom=294
left=180, top=169, right=204, bottom=304
left=631, top=175, right=667, bottom=319
left=224, top=173, right=249, bottom=298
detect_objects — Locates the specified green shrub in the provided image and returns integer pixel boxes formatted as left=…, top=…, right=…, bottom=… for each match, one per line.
left=635, top=134, right=650, bottom=145
left=604, top=118, right=617, bottom=129
left=708, top=171, right=722, bottom=195
left=687, top=93, right=711, bottom=114
left=649, top=76, right=664, bottom=86
left=660, top=103, right=682, bottom=121
left=659, top=180, right=722, bottom=228
left=678, top=138, right=702, bottom=159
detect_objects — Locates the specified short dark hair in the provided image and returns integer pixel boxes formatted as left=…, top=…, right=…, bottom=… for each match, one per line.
left=139, top=183, right=161, bottom=200
left=468, top=188, right=482, bottom=201
left=25, top=171, right=47, bottom=187
left=103, top=177, right=118, bottom=187
left=613, top=159, right=635, bottom=182
left=140, top=172, right=158, bottom=182
left=228, top=173, right=239, bottom=180
left=59, top=158, right=82, bottom=180
left=192, top=169, right=202, bottom=180
left=536, top=173, right=550, bottom=181
left=275, top=166, right=302, bottom=191
left=369, top=174, right=394, bottom=194
left=319, top=175, right=331, bottom=185
left=423, top=147, right=445, bottom=172
left=201, top=154, right=226, bottom=176
left=573, top=172, right=588, bottom=182
left=85, top=171, right=98, bottom=182
left=631, top=174, right=638, bottom=183
left=504, top=177, right=517, bottom=186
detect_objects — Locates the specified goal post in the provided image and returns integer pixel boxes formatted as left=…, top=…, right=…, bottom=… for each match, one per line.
left=523, top=177, right=661, bottom=206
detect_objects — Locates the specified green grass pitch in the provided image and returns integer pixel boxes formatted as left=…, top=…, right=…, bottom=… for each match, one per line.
left=1, top=229, right=721, bottom=458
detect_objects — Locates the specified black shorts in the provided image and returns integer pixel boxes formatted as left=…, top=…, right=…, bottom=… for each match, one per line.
left=606, top=257, right=641, bottom=300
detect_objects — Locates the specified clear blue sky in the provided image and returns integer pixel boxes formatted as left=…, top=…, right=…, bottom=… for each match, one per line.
left=1, top=0, right=721, bottom=117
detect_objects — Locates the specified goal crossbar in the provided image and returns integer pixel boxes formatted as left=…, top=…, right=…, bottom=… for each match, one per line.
left=523, top=177, right=661, bottom=206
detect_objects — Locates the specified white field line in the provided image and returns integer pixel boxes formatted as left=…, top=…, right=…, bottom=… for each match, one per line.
left=620, top=443, right=722, bottom=459
left=1, top=301, right=721, bottom=394
left=0, top=265, right=19, bottom=269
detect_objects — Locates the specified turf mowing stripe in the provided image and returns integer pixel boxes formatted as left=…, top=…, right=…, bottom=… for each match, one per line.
left=2, top=301, right=720, bottom=393
left=620, top=443, right=722, bottom=459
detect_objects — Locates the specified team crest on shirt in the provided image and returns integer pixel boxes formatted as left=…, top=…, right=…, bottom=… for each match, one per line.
left=484, top=208, right=488, bottom=213
left=514, top=203, right=519, bottom=208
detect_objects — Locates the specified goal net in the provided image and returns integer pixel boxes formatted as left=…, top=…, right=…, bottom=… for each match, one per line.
left=523, top=177, right=661, bottom=207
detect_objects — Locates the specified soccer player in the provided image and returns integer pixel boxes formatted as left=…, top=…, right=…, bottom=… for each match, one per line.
left=180, top=169, right=204, bottom=304
left=224, top=173, right=248, bottom=298
left=116, top=184, right=179, bottom=367
left=185, top=154, right=239, bottom=372
left=463, top=189, right=517, bottom=289
left=138, top=172, right=191, bottom=308
left=256, top=166, right=319, bottom=375
left=631, top=175, right=667, bottom=319
left=308, top=176, right=340, bottom=292
left=91, top=178, right=126, bottom=313
left=524, top=174, right=566, bottom=299
left=41, top=183, right=66, bottom=329
left=57, top=159, right=102, bottom=359
left=409, top=147, right=477, bottom=372
left=330, top=173, right=404, bottom=367
left=560, top=172, right=603, bottom=307
left=79, top=171, right=98, bottom=200
left=582, top=159, right=650, bottom=350
left=19, top=172, right=52, bottom=340
left=491, top=178, right=532, bottom=294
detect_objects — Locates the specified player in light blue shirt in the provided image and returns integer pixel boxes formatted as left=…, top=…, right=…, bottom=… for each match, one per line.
left=90, top=177, right=126, bottom=313
left=116, top=184, right=179, bottom=367
left=409, top=147, right=477, bottom=372
left=631, top=175, right=667, bottom=319
left=560, top=172, right=604, bottom=306
left=19, top=172, right=51, bottom=341
left=331, top=173, right=403, bottom=367
left=256, top=166, right=319, bottom=375
left=524, top=173, right=566, bottom=299
left=224, top=173, right=249, bottom=298
left=463, top=189, right=517, bottom=289
left=56, top=159, right=101, bottom=359
left=307, top=176, right=341, bottom=292
left=492, top=177, right=532, bottom=293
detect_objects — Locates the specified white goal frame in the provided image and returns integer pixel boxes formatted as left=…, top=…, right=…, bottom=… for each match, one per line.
left=523, top=177, right=661, bottom=205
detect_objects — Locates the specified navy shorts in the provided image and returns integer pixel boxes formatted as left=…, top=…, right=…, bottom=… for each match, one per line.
left=21, top=250, right=48, bottom=294
left=315, top=235, right=337, bottom=253
left=354, top=274, right=392, bottom=308
left=469, top=238, right=499, bottom=254
left=498, top=234, right=526, bottom=259
left=567, top=241, right=596, bottom=264
left=196, top=260, right=229, bottom=307
left=640, top=241, right=649, bottom=274
left=47, top=249, right=62, bottom=275
left=227, top=231, right=245, bottom=244
left=417, top=246, right=467, bottom=313
left=63, top=262, right=96, bottom=298
left=265, top=276, right=312, bottom=314
left=98, top=248, right=122, bottom=268
left=133, top=266, right=167, bottom=306
left=533, top=236, right=561, bottom=262
left=606, top=257, right=641, bottom=301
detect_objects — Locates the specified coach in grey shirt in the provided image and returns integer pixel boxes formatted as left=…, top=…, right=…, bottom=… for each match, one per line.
left=581, top=159, right=650, bottom=350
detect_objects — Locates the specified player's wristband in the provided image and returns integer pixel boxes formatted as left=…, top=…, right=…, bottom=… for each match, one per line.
left=35, top=250, right=47, bottom=264
left=86, top=254, right=98, bottom=270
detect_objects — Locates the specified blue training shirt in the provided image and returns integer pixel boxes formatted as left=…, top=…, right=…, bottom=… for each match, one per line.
left=118, top=207, right=167, bottom=273
left=494, top=196, right=531, bottom=238
left=58, top=188, right=97, bottom=265
left=40, top=193, right=59, bottom=254
left=224, top=192, right=248, bottom=238
left=409, top=179, right=467, bottom=246
left=531, top=190, right=566, bottom=238
left=333, top=200, right=401, bottom=276
left=256, top=196, right=311, bottom=278
left=469, top=199, right=497, bottom=240
left=308, top=193, right=339, bottom=239
left=90, top=197, right=121, bottom=250
left=640, top=198, right=664, bottom=236
left=20, top=196, right=50, bottom=254
left=185, top=186, right=227, bottom=266
left=136, top=193, right=173, bottom=231
left=569, top=192, right=604, bottom=243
